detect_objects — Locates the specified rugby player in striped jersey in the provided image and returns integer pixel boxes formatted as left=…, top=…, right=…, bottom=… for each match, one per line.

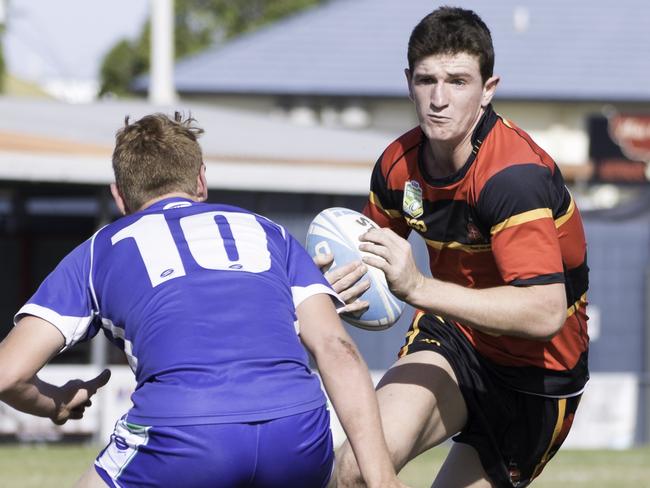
left=324, top=7, right=589, bottom=488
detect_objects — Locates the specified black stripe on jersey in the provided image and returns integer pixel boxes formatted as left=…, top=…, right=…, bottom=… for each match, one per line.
left=551, top=163, right=572, bottom=217
left=510, top=262, right=589, bottom=309
left=477, top=164, right=561, bottom=227
left=371, top=139, right=423, bottom=213
left=419, top=199, right=490, bottom=245
left=510, top=272, right=565, bottom=287
left=564, top=261, right=589, bottom=306
left=378, top=194, right=490, bottom=245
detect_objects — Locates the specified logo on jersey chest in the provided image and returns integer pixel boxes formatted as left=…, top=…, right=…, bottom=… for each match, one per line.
left=403, top=180, right=424, bottom=218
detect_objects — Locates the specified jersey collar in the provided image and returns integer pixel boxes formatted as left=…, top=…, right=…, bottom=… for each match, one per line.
left=418, top=104, right=498, bottom=187
left=142, top=196, right=197, bottom=212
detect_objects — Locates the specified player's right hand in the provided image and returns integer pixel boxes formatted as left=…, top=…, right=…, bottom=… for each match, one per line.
left=359, top=227, right=424, bottom=303
left=313, top=253, right=371, bottom=314
left=51, top=368, right=111, bottom=425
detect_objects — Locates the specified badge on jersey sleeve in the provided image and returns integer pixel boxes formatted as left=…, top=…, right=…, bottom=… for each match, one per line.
left=403, top=180, right=424, bottom=218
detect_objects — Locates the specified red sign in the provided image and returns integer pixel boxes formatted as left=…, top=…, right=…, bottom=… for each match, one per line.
left=608, top=114, right=650, bottom=163
left=589, top=113, right=650, bottom=183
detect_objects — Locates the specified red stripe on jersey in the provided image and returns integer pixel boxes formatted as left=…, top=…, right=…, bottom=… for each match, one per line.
left=492, top=217, right=564, bottom=284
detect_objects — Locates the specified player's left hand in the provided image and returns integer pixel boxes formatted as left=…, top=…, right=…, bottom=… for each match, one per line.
left=51, top=369, right=111, bottom=425
left=359, top=228, right=425, bottom=302
left=313, top=253, right=370, bottom=314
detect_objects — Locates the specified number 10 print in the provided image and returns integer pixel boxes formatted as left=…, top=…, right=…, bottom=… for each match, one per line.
left=111, top=211, right=272, bottom=287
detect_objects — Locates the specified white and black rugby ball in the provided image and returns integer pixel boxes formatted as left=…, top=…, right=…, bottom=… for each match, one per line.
left=306, top=207, right=405, bottom=330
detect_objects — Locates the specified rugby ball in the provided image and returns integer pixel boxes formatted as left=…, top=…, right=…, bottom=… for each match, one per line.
left=305, top=207, right=405, bottom=330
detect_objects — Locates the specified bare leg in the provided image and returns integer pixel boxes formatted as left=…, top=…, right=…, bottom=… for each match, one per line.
left=73, top=465, right=107, bottom=488
left=432, top=442, right=494, bottom=488
left=336, top=351, right=467, bottom=487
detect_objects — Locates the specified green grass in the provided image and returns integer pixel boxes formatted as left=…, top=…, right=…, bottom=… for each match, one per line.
left=0, top=444, right=97, bottom=487
left=0, top=444, right=648, bottom=487
left=399, top=446, right=650, bottom=487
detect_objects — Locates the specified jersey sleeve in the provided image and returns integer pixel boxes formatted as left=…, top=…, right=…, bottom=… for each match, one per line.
left=362, top=154, right=411, bottom=238
left=284, top=232, right=344, bottom=309
left=14, top=239, right=100, bottom=351
left=476, top=164, right=565, bottom=286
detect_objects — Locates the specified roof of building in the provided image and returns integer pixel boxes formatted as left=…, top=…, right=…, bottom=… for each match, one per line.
left=134, top=0, right=650, bottom=102
left=0, top=96, right=395, bottom=195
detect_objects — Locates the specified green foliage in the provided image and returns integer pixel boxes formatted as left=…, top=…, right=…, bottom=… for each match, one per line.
left=99, top=40, right=147, bottom=97
left=99, top=0, right=322, bottom=97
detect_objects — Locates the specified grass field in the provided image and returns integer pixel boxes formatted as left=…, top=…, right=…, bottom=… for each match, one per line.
left=0, top=444, right=648, bottom=487
left=399, top=446, right=650, bottom=488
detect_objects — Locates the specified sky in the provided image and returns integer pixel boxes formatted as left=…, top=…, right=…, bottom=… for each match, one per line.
left=3, top=0, right=149, bottom=84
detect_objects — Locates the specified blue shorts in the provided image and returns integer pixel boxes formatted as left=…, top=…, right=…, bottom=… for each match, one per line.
left=95, top=406, right=333, bottom=488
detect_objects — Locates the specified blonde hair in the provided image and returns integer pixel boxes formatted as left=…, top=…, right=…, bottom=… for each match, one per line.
left=112, top=112, right=204, bottom=212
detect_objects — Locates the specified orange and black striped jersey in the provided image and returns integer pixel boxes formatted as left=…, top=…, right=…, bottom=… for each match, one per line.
left=363, top=105, right=589, bottom=397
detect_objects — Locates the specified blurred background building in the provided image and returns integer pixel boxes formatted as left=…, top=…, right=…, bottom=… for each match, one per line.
left=0, top=0, right=649, bottom=448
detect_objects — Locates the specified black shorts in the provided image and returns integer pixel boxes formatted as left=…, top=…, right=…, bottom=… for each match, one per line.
left=399, top=313, right=581, bottom=488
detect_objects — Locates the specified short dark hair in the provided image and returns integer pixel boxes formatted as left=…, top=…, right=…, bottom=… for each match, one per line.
left=112, top=112, right=204, bottom=212
left=407, top=6, right=494, bottom=82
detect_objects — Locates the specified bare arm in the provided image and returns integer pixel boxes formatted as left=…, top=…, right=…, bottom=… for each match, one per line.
left=360, top=228, right=567, bottom=340
left=0, top=316, right=110, bottom=424
left=297, top=294, right=407, bottom=488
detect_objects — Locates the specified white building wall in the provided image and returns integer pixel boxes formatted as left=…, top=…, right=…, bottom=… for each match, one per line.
left=183, top=94, right=650, bottom=169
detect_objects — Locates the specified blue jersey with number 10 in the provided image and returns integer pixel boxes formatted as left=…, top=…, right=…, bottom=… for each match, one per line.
left=16, top=198, right=338, bottom=426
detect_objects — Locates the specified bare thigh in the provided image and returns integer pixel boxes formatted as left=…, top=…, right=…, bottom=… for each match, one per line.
left=336, top=351, right=468, bottom=487
left=432, top=442, right=495, bottom=488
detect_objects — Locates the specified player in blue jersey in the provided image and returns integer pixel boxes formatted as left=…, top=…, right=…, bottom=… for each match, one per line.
left=0, top=113, right=406, bottom=488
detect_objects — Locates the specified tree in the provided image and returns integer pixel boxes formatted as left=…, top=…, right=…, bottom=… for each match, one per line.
left=100, top=39, right=148, bottom=98
left=99, top=0, right=323, bottom=97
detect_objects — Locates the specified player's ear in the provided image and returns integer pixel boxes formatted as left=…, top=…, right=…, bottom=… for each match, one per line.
left=405, top=68, right=414, bottom=102
left=481, top=75, right=500, bottom=108
left=110, top=183, right=128, bottom=216
left=196, top=163, right=208, bottom=202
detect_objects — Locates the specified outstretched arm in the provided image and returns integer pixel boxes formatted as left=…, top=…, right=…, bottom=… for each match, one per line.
left=297, top=294, right=408, bottom=488
left=0, top=315, right=110, bottom=424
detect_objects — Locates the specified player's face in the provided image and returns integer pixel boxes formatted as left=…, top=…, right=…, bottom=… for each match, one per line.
left=406, top=53, right=498, bottom=146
